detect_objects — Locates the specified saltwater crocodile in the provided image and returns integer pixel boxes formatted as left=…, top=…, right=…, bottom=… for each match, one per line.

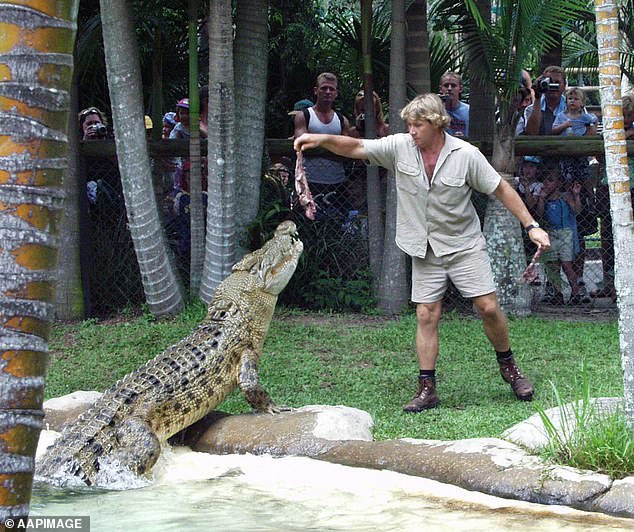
left=37, top=221, right=303, bottom=486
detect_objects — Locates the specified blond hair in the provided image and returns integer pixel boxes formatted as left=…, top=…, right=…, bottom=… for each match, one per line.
left=315, top=72, right=338, bottom=87
left=565, top=87, right=586, bottom=106
left=400, top=94, right=451, bottom=129
left=440, top=71, right=462, bottom=87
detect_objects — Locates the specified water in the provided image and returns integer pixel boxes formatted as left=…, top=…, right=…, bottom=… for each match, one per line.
left=32, top=434, right=633, bottom=531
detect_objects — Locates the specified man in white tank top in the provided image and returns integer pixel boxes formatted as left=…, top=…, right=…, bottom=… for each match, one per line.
left=294, top=72, right=352, bottom=196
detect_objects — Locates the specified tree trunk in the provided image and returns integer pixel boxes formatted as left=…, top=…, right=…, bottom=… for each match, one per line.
left=100, top=0, right=184, bottom=316
left=361, top=0, right=384, bottom=292
left=377, top=0, right=409, bottom=314
left=484, top=122, right=531, bottom=316
left=233, top=0, right=268, bottom=259
left=467, top=0, right=495, bottom=146
left=188, top=0, right=205, bottom=294
left=200, top=0, right=237, bottom=302
left=405, top=0, right=431, bottom=95
left=55, top=78, right=85, bottom=320
left=594, top=0, right=634, bottom=431
left=0, top=1, right=78, bottom=523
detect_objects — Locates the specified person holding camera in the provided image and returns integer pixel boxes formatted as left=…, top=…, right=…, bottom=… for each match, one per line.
left=349, top=90, right=389, bottom=139
left=79, top=107, right=108, bottom=141
left=438, top=71, right=469, bottom=137
left=524, top=65, right=567, bottom=136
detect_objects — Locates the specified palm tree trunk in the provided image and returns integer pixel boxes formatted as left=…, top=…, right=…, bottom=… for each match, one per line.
left=100, top=0, right=184, bottom=316
left=233, top=0, right=268, bottom=259
left=594, top=0, right=634, bottom=430
left=0, top=1, right=78, bottom=522
left=405, top=0, right=431, bottom=94
left=55, top=78, right=85, bottom=320
left=361, top=0, right=384, bottom=290
left=188, top=0, right=205, bottom=294
left=467, top=0, right=495, bottom=146
left=200, top=0, right=237, bottom=302
left=377, top=0, right=410, bottom=314
left=484, top=121, right=531, bottom=316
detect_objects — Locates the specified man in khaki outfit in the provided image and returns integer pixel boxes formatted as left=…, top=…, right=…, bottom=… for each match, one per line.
left=294, top=93, right=551, bottom=412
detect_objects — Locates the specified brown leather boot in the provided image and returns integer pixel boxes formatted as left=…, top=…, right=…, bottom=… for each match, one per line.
left=403, top=376, right=440, bottom=412
left=498, top=357, right=534, bottom=401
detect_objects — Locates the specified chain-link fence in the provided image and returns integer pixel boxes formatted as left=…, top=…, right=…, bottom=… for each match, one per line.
left=78, top=141, right=618, bottom=317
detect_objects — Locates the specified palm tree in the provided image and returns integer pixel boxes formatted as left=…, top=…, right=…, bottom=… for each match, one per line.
left=55, top=81, right=85, bottom=320
left=562, top=0, right=634, bottom=84
left=594, top=0, right=634, bottom=430
left=0, top=1, right=78, bottom=522
left=429, top=0, right=590, bottom=315
left=376, top=0, right=410, bottom=314
left=187, top=0, right=205, bottom=294
left=200, top=0, right=237, bottom=302
left=406, top=0, right=432, bottom=95
left=100, top=0, right=184, bottom=316
left=234, top=0, right=269, bottom=259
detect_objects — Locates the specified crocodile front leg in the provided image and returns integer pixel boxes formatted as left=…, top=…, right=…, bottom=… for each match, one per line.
left=237, top=348, right=281, bottom=414
left=110, top=417, right=162, bottom=476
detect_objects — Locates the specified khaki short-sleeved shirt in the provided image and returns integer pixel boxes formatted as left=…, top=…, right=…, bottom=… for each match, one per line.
left=363, top=133, right=501, bottom=258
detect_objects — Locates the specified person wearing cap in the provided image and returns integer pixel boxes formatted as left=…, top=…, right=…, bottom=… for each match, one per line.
left=289, top=99, right=314, bottom=116
left=293, top=72, right=352, bottom=197
left=170, top=98, right=191, bottom=139
left=162, top=112, right=177, bottom=138
left=287, top=100, right=314, bottom=139
left=515, top=156, right=544, bottom=212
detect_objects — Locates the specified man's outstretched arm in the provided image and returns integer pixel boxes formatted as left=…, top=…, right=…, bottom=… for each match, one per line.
left=294, top=133, right=368, bottom=160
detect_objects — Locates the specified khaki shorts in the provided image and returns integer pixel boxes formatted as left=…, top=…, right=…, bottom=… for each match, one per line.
left=411, top=238, right=496, bottom=303
left=542, top=228, right=574, bottom=262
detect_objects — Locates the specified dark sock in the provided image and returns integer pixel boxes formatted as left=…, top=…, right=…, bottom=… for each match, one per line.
left=496, top=349, right=513, bottom=362
left=419, top=369, right=436, bottom=381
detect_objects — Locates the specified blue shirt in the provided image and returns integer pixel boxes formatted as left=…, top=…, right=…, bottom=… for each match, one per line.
left=552, top=111, right=597, bottom=136
left=446, top=101, right=470, bottom=137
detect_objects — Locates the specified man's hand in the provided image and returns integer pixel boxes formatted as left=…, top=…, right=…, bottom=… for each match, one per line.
left=529, top=228, right=550, bottom=250
left=294, top=133, right=320, bottom=152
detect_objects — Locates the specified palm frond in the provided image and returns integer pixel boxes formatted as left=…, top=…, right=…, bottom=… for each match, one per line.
left=429, top=0, right=592, bottom=112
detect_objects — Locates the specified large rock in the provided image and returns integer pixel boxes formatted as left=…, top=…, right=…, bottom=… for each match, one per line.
left=186, top=405, right=373, bottom=456
left=502, top=397, right=624, bottom=451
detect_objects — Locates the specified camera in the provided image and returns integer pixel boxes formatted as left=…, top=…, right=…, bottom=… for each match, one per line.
left=439, top=94, right=450, bottom=102
left=533, top=77, right=559, bottom=93
left=88, top=123, right=108, bottom=139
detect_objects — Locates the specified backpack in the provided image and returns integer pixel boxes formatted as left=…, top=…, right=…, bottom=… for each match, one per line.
left=302, top=108, right=345, bottom=134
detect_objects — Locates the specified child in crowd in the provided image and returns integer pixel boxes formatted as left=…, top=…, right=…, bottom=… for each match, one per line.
left=552, top=87, right=598, bottom=300
left=551, top=87, right=597, bottom=137
left=515, top=156, right=544, bottom=276
left=162, top=112, right=177, bottom=138
left=170, top=99, right=191, bottom=139
left=534, top=169, right=584, bottom=305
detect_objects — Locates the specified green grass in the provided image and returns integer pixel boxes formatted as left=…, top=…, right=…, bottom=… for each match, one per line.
left=535, top=361, right=634, bottom=479
left=47, top=304, right=623, bottom=445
